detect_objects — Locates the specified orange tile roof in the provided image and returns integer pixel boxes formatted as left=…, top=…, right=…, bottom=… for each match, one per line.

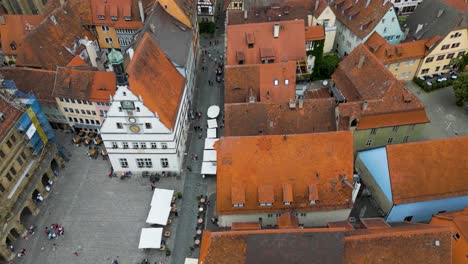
left=126, top=33, right=185, bottom=130
left=277, top=213, right=299, bottom=229
left=231, top=222, right=262, bottom=231
left=224, top=98, right=337, bottom=136
left=227, top=0, right=329, bottom=23
left=0, top=67, right=57, bottom=105
left=66, top=55, right=88, bottom=67
left=360, top=218, right=391, bottom=229
left=431, top=207, right=468, bottom=241
left=15, top=1, right=94, bottom=70
left=224, top=65, right=261, bottom=103
left=226, top=20, right=306, bottom=65
left=385, top=136, right=468, bottom=205
left=259, top=62, right=296, bottom=103
left=331, top=0, right=393, bottom=39
left=0, top=97, right=22, bottom=140
left=90, top=0, right=143, bottom=28
left=305, top=25, right=325, bottom=41
left=344, top=222, right=452, bottom=264
left=0, top=15, right=44, bottom=56
left=332, top=44, right=429, bottom=129
left=199, top=220, right=451, bottom=264
left=442, top=0, right=468, bottom=11
left=53, top=67, right=116, bottom=101
left=364, top=32, right=429, bottom=64
left=304, top=87, right=332, bottom=99
left=199, top=227, right=347, bottom=264
left=215, top=132, right=354, bottom=215
left=327, top=220, right=355, bottom=230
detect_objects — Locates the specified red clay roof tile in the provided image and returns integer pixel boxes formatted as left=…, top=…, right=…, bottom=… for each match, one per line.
left=215, top=132, right=354, bottom=216
left=126, top=33, right=185, bottom=130
left=305, top=25, right=325, bottom=41
left=227, top=20, right=306, bottom=65
left=331, top=0, right=393, bottom=39
left=365, top=32, right=429, bottom=64
left=0, top=97, right=22, bottom=140
left=386, top=136, right=468, bottom=205
left=0, top=15, right=44, bottom=56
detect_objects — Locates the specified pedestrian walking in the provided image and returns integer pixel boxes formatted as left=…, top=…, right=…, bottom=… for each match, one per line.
left=187, top=166, right=192, bottom=172
left=209, top=41, right=212, bottom=46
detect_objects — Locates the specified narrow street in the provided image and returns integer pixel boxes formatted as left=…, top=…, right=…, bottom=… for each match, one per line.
left=170, top=4, right=226, bottom=264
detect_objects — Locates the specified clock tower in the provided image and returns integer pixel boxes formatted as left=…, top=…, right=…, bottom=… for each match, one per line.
left=108, top=48, right=128, bottom=86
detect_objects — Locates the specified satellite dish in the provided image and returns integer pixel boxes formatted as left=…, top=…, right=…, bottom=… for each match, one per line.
left=322, top=80, right=328, bottom=86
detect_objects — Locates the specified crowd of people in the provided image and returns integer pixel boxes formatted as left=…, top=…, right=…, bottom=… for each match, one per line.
left=44, top=223, right=65, bottom=240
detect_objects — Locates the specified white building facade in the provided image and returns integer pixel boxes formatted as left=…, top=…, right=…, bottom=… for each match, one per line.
left=391, top=0, right=423, bottom=14
left=100, top=85, right=191, bottom=175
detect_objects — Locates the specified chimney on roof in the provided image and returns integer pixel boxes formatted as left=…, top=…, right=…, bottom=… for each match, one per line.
left=362, top=100, right=368, bottom=111
left=244, top=10, right=248, bottom=20
left=289, top=99, right=296, bottom=109
left=138, top=0, right=145, bottom=23
left=273, top=23, right=280, bottom=38
left=298, top=99, right=304, bottom=109
left=365, top=0, right=371, bottom=7
left=358, top=55, right=366, bottom=69
left=314, top=0, right=319, bottom=12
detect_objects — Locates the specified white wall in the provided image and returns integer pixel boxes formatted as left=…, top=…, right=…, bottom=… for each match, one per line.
left=218, top=208, right=351, bottom=227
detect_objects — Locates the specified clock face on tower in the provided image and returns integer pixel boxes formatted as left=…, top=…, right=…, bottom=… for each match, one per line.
left=129, top=125, right=140, bottom=133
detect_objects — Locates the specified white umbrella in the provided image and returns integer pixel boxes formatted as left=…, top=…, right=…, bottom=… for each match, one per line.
left=207, top=105, right=220, bottom=118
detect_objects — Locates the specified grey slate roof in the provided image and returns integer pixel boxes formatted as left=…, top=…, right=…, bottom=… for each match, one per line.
left=245, top=232, right=345, bottom=263
left=135, top=3, right=193, bottom=67
left=404, top=0, right=467, bottom=41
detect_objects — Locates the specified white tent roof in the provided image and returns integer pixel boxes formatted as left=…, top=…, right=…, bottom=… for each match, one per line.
left=203, top=150, right=217, bottom=162
left=146, top=205, right=171, bottom=225
left=146, top=188, right=174, bottom=225
left=207, top=119, right=218, bottom=128
left=184, top=258, right=199, bottom=264
left=138, top=228, right=163, bottom=249
left=151, top=188, right=174, bottom=207
left=207, top=105, right=220, bottom=118
left=201, top=161, right=217, bottom=175
left=204, top=138, right=219, bottom=150
left=207, top=128, right=217, bottom=139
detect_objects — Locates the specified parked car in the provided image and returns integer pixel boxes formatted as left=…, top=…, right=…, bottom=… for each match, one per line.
left=436, top=73, right=443, bottom=77
left=436, top=77, right=447, bottom=82
left=426, top=81, right=432, bottom=86
left=428, top=74, right=434, bottom=78
left=419, top=76, right=425, bottom=81
left=451, top=75, right=458, bottom=80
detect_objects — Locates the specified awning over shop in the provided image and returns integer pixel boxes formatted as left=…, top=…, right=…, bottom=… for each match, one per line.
left=201, top=161, right=217, bottom=175
left=204, top=138, right=219, bottom=150
left=203, top=150, right=217, bottom=162
left=185, top=258, right=199, bottom=264
left=207, top=128, right=217, bottom=138
left=207, top=119, right=218, bottom=128
left=138, top=228, right=163, bottom=249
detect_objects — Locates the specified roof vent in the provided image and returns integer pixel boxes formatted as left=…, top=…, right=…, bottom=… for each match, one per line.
left=434, top=240, right=440, bottom=247
left=273, top=23, right=280, bottom=38
left=50, top=15, right=58, bottom=25
left=358, top=55, right=366, bottom=68
left=298, top=99, right=304, bottom=109
left=362, top=100, right=368, bottom=110
left=289, top=99, right=296, bottom=109
left=437, top=9, right=444, bottom=18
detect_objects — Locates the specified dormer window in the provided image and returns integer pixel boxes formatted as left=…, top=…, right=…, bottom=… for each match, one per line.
left=284, top=79, right=289, bottom=85
left=233, top=203, right=244, bottom=207
left=258, top=185, right=274, bottom=206
left=124, top=16, right=131, bottom=21
left=274, top=79, right=279, bottom=86
left=98, top=15, right=105, bottom=20
left=111, top=16, right=118, bottom=21
left=308, top=184, right=319, bottom=205
left=260, top=202, right=273, bottom=206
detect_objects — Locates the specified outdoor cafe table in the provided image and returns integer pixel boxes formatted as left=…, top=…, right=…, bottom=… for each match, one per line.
left=197, top=218, right=203, bottom=224
left=196, top=229, right=202, bottom=235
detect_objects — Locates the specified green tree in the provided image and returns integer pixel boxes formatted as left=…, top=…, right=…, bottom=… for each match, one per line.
left=453, top=74, right=468, bottom=106
left=313, top=54, right=340, bottom=80
left=450, top=53, right=468, bottom=71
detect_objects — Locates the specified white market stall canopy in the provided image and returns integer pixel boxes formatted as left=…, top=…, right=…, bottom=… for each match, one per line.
left=185, top=258, right=199, bottom=264
left=146, top=188, right=174, bottom=225
left=207, top=119, right=218, bottom=129
left=201, top=161, right=217, bottom=175
left=203, top=150, right=217, bottom=162
left=138, top=228, right=163, bottom=249
left=146, top=205, right=171, bottom=225
left=151, top=188, right=174, bottom=207
left=207, top=128, right=217, bottom=139
left=207, top=105, right=220, bottom=118
left=204, top=138, right=219, bottom=150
